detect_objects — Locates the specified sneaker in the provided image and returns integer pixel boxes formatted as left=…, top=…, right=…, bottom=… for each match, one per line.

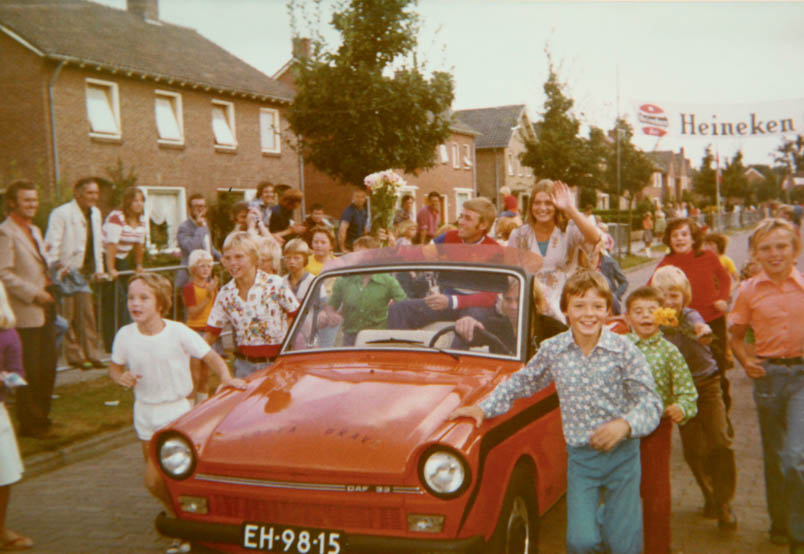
left=166, top=540, right=191, bottom=554
left=769, top=527, right=788, bottom=545
left=717, top=505, right=738, bottom=530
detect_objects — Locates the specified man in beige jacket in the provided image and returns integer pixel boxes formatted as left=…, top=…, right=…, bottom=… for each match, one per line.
left=45, top=177, right=106, bottom=369
left=0, top=180, right=58, bottom=438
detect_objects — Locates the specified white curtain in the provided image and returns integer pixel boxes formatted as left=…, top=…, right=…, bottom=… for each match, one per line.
left=145, top=190, right=181, bottom=249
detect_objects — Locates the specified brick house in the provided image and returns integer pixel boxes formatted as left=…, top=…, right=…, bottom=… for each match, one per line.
left=274, top=44, right=479, bottom=227
left=645, top=148, right=692, bottom=207
left=0, top=0, right=298, bottom=248
left=454, top=104, right=536, bottom=211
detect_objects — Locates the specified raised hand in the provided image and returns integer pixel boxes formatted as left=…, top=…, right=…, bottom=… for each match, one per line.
left=550, top=181, right=576, bottom=214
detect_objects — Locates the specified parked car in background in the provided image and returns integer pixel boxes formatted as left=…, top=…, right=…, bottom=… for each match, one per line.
left=153, top=245, right=566, bottom=553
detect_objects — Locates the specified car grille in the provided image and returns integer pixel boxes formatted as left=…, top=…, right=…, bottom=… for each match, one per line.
left=210, top=494, right=404, bottom=530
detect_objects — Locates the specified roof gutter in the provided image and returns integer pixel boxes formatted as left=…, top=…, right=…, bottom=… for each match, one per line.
left=48, top=59, right=66, bottom=197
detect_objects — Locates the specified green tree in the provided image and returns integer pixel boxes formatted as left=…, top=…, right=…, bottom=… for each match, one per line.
left=721, top=150, right=749, bottom=205
left=603, top=119, right=653, bottom=253
left=287, top=0, right=455, bottom=186
left=521, top=56, right=603, bottom=188
left=756, top=169, right=782, bottom=203
left=774, top=134, right=804, bottom=173
left=692, top=146, right=717, bottom=204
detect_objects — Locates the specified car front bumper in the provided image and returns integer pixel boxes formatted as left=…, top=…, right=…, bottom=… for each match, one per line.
left=155, top=512, right=485, bottom=553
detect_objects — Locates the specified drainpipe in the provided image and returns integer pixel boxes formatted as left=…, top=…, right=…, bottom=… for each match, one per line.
left=297, top=134, right=306, bottom=217
left=48, top=60, right=66, bottom=199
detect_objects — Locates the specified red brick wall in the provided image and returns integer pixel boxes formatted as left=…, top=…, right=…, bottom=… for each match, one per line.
left=0, top=35, right=51, bottom=189
left=48, top=66, right=299, bottom=201
left=303, top=131, right=476, bottom=224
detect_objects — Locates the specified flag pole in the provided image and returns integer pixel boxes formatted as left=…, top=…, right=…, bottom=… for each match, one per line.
left=715, top=147, right=722, bottom=231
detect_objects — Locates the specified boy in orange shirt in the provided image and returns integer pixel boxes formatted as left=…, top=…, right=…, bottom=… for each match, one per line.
left=730, top=218, right=804, bottom=551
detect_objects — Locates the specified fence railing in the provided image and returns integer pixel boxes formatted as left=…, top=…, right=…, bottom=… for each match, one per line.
left=57, top=262, right=226, bottom=372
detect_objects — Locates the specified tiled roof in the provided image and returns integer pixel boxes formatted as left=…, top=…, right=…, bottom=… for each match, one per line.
left=0, top=0, right=294, bottom=102
left=648, top=150, right=691, bottom=176
left=454, top=105, right=526, bottom=149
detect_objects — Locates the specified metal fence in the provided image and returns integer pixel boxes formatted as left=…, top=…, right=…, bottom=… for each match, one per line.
left=608, top=210, right=764, bottom=259
left=57, top=262, right=226, bottom=372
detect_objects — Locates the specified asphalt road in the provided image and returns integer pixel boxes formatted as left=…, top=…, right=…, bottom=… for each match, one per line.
left=8, top=227, right=796, bottom=553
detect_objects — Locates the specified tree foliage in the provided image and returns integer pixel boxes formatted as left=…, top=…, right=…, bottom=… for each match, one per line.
left=721, top=151, right=749, bottom=203
left=692, top=146, right=717, bottom=203
left=287, top=0, right=455, bottom=186
left=603, top=119, right=653, bottom=207
left=774, top=134, right=804, bottom=173
left=521, top=57, right=603, bottom=188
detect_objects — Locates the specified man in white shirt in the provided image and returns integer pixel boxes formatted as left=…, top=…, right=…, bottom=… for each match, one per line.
left=45, top=177, right=106, bottom=368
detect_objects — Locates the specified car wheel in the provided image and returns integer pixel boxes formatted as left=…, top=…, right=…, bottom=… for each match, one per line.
left=490, top=464, right=539, bottom=554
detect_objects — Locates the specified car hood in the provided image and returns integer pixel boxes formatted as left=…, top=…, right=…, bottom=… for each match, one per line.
left=179, top=354, right=505, bottom=477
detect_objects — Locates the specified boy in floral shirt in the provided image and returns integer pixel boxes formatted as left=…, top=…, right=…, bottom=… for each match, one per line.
left=625, top=286, right=698, bottom=554
left=450, top=270, right=661, bottom=554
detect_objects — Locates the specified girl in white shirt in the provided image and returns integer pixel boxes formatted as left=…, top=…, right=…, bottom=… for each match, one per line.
left=108, top=273, right=245, bottom=543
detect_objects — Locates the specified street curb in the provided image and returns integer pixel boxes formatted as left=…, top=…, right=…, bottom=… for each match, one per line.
left=22, top=427, right=138, bottom=481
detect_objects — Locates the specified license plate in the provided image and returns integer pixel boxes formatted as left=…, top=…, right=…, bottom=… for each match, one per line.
left=242, top=522, right=343, bottom=553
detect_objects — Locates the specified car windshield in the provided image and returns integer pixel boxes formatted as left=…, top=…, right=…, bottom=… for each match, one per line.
left=285, top=263, right=525, bottom=359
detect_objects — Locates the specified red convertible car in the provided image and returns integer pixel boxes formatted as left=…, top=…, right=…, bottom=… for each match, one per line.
left=153, top=245, right=567, bottom=553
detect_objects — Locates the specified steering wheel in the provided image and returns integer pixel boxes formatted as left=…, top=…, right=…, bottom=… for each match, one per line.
left=428, top=325, right=513, bottom=355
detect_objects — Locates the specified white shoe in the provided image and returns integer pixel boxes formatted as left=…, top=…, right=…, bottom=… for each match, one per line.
left=166, top=539, right=191, bottom=554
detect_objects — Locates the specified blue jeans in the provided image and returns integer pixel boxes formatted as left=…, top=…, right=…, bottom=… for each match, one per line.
left=753, top=361, right=804, bottom=542
left=566, top=438, right=642, bottom=554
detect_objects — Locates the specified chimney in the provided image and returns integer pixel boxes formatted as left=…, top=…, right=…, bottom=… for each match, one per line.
left=127, top=0, right=158, bottom=21
left=292, top=37, right=311, bottom=59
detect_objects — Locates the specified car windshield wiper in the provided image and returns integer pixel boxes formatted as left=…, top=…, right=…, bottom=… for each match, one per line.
left=365, top=337, right=422, bottom=345
left=364, top=337, right=460, bottom=360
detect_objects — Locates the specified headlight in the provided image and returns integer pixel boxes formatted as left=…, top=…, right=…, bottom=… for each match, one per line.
left=419, top=446, right=470, bottom=498
left=157, top=434, right=196, bottom=480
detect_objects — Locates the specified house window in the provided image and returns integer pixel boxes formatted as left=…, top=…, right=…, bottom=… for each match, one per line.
left=438, top=144, right=449, bottom=164
left=507, top=153, right=514, bottom=176
left=211, top=100, right=236, bottom=148
left=154, top=90, right=183, bottom=145
left=260, top=108, right=280, bottom=153
left=454, top=188, right=473, bottom=217
left=462, top=144, right=473, bottom=169
left=140, top=186, right=186, bottom=251
left=85, top=78, right=120, bottom=139
left=452, top=143, right=460, bottom=169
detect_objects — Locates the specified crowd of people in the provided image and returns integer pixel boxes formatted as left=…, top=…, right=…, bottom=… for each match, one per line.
left=0, top=173, right=802, bottom=553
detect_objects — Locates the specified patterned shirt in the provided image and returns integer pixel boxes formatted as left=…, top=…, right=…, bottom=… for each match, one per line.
left=206, top=270, right=300, bottom=357
left=626, top=331, right=698, bottom=424
left=479, top=328, right=662, bottom=447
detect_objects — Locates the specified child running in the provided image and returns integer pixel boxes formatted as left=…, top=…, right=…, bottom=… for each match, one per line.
left=652, top=265, right=738, bottom=530
left=450, top=270, right=662, bottom=553
left=109, top=273, right=245, bottom=554
left=730, top=218, right=804, bottom=551
left=624, top=286, right=698, bottom=553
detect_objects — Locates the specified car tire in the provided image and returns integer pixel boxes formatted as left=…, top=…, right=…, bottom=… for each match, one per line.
left=489, top=463, right=539, bottom=554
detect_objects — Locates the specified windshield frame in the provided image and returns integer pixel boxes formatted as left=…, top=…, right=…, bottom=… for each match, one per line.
left=280, top=262, right=530, bottom=362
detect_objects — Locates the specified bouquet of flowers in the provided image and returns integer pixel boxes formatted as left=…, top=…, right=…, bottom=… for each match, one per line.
left=653, top=306, right=707, bottom=342
left=364, top=170, right=406, bottom=240
left=652, top=307, right=679, bottom=327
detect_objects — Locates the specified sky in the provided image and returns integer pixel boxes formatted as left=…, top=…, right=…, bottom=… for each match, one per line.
left=93, top=0, right=804, bottom=168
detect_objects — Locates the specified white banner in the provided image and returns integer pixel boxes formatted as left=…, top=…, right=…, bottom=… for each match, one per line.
left=631, top=99, right=804, bottom=140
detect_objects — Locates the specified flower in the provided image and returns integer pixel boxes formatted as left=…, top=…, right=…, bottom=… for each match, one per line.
left=364, top=170, right=406, bottom=236
left=652, top=307, right=678, bottom=327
